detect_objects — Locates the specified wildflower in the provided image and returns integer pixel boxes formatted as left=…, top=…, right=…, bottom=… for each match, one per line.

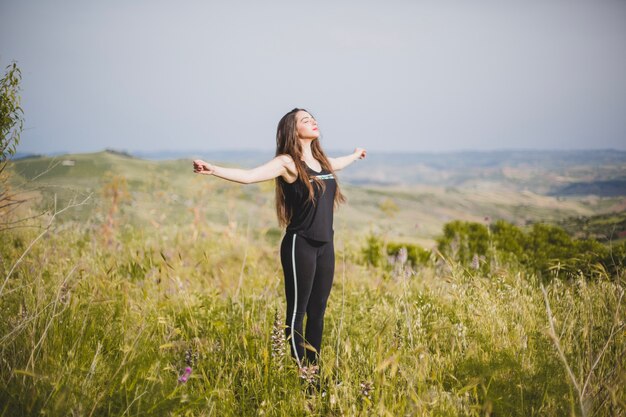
left=20, top=302, right=28, bottom=321
left=299, top=365, right=322, bottom=396
left=271, top=309, right=287, bottom=363
left=60, top=282, right=71, bottom=304
left=455, top=322, right=467, bottom=338
left=178, top=366, right=192, bottom=383
left=299, top=364, right=319, bottom=385
left=393, top=325, right=402, bottom=348
left=454, top=322, right=468, bottom=350
left=184, top=348, right=198, bottom=367
left=397, top=247, right=408, bottom=266
left=471, top=254, right=480, bottom=270
left=360, top=381, right=374, bottom=400
left=415, top=306, right=423, bottom=330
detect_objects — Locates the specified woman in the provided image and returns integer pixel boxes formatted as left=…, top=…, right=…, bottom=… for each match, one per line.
left=193, top=108, right=366, bottom=376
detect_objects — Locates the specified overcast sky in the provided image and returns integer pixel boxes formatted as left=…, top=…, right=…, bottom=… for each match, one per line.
left=1, top=0, right=625, bottom=155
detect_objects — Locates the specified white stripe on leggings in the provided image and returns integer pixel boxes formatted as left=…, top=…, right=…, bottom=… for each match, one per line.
left=290, top=233, right=302, bottom=367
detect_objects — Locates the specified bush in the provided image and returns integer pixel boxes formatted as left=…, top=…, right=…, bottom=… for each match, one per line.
left=437, top=219, right=624, bottom=279
left=361, top=233, right=384, bottom=267
left=436, top=220, right=491, bottom=273
left=386, top=242, right=431, bottom=267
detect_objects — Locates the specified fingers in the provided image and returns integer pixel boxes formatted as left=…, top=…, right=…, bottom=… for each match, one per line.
left=193, top=166, right=212, bottom=174
left=193, top=159, right=206, bottom=168
left=192, top=159, right=213, bottom=174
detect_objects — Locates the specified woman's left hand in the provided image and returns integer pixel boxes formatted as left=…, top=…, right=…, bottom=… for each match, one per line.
left=193, top=159, right=215, bottom=175
left=354, top=148, right=367, bottom=160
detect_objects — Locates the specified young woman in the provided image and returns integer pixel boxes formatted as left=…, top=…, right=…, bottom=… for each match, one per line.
left=193, top=108, right=366, bottom=375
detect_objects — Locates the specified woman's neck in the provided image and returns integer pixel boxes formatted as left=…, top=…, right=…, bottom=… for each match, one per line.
left=299, top=139, right=314, bottom=160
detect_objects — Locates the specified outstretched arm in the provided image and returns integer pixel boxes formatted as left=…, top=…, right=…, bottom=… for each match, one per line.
left=328, top=148, right=367, bottom=171
left=193, top=155, right=294, bottom=184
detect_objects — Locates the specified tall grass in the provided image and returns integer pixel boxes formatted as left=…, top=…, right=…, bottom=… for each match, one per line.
left=1, top=217, right=624, bottom=416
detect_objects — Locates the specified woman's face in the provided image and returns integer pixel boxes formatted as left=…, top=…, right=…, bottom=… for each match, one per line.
left=295, top=111, right=319, bottom=140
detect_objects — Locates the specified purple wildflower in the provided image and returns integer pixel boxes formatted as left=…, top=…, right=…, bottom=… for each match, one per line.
left=178, top=366, right=192, bottom=383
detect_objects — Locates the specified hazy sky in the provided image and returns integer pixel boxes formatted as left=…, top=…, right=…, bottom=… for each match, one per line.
left=2, top=0, right=625, bottom=154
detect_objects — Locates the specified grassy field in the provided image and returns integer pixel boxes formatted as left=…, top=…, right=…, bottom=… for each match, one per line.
left=1, top=152, right=625, bottom=416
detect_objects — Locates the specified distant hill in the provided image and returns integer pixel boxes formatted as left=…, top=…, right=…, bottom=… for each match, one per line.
left=335, top=149, right=626, bottom=192
left=551, top=180, right=626, bottom=197
left=14, top=148, right=626, bottom=193
left=132, top=149, right=274, bottom=162
left=8, top=150, right=626, bottom=246
left=125, top=148, right=626, bottom=193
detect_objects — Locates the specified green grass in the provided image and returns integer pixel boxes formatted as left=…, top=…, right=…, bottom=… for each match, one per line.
left=1, top=215, right=624, bottom=416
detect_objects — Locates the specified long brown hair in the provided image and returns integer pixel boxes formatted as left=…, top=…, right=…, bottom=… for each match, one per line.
left=275, top=108, right=346, bottom=227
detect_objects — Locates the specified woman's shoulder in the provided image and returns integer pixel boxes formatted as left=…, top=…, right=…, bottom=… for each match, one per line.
left=277, top=154, right=298, bottom=183
left=276, top=154, right=294, bottom=163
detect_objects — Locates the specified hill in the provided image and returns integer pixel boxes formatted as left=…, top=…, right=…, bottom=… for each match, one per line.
left=8, top=150, right=626, bottom=247
left=129, top=149, right=626, bottom=193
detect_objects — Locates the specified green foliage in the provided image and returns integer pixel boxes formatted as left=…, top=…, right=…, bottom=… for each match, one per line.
left=0, top=62, right=24, bottom=163
left=437, top=219, right=622, bottom=279
left=437, top=220, right=490, bottom=264
left=361, top=234, right=431, bottom=271
left=522, top=223, right=611, bottom=278
left=386, top=241, right=431, bottom=267
left=361, top=233, right=385, bottom=267
left=524, top=223, right=576, bottom=271
left=491, top=219, right=525, bottom=261
left=0, top=62, right=28, bottom=233
left=605, top=240, right=626, bottom=273
left=436, top=220, right=491, bottom=273
left=556, top=211, right=626, bottom=242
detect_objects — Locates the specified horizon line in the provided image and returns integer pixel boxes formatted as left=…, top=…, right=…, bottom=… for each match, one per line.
left=14, top=146, right=626, bottom=158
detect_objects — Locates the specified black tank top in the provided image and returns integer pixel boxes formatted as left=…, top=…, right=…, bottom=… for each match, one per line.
left=284, top=165, right=337, bottom=242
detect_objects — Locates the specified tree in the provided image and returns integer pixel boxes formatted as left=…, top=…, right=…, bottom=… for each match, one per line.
left=0, top=62, right=26, bottom=230
left=0, top=62, right=24, bottom=162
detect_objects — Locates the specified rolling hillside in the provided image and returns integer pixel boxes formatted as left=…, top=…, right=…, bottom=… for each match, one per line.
left=8, top=150, right=626, bottom=247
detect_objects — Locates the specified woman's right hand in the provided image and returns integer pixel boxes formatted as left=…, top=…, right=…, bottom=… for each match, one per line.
left=354, top=148, right=367, bottom=160
left=193, top=159, right=215, bottom=175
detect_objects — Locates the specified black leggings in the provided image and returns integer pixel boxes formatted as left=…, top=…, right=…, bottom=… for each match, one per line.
left=280, top=232, right=335, bottom=366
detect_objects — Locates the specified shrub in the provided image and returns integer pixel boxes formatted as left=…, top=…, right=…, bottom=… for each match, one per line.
left=386, top=242, right=431, bottom=267
left=436, top=220, right=491, bottom=273
left=362, top=233, right=384, bottom=267
left=437, top=219, right=624, bottom=279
